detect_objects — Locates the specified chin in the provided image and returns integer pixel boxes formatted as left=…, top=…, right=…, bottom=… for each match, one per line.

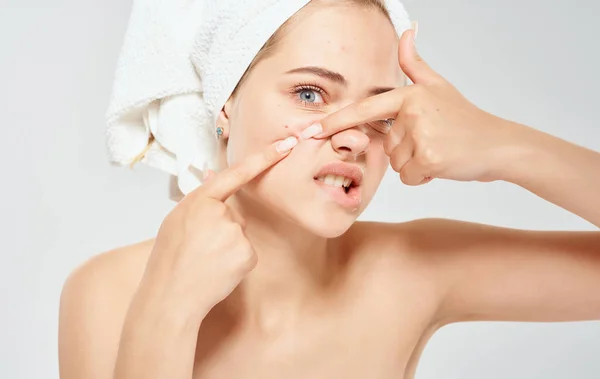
left=300, top=215, right=358, bottom=238
left=288, top=201, right=361, bottom=238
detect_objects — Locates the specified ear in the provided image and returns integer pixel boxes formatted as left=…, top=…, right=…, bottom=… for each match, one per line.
left=216, top=97, right=234, bottom=139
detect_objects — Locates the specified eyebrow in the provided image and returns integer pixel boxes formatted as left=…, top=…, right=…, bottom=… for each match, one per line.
left=285, top=66, right=396, bottom=96
left=369, top=86, right=395, bottom=96
left=286, top=66, right=347, bottom=86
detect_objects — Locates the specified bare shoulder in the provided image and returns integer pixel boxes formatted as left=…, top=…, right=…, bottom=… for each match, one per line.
left=348, top=217, right=521, bottom=272
left=342, top=218, right=454, bottom=287
left=342, top=220, right=457, bottom=330
left=352, top=217, right=504, bottom=252
left=348, top=218, right=460, bottom=257
left=345, top=218, right=477, bottom=298
left=61, top=238, right=155, bottom=304
left=59, top=239, right=155, bottom=379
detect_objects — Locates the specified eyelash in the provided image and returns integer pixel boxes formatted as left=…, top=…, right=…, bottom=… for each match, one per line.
left=290, top=82, right=328, bottom=108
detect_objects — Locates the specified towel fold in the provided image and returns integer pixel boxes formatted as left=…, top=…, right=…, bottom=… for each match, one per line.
left=105, top=0, right=411, bottom=197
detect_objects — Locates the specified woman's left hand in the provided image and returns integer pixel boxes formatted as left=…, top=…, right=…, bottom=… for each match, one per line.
left=313, top=28, right=531, bottom=185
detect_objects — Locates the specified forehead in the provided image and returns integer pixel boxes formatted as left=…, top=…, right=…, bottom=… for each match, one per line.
left=267, top=4, right=403, bottom=87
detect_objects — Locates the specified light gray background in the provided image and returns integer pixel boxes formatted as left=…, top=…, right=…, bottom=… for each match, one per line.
left=1, top=0, right=599, bottom=378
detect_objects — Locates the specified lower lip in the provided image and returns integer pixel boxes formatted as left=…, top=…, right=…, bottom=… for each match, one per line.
left=313, top=179, right=362, bottom=209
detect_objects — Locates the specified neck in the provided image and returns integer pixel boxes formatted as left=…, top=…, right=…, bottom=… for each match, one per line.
left=221, top=191, right=341, bottom=331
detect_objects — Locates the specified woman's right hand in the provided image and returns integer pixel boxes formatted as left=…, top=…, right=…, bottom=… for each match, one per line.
left=135, top=135, right=299, bottom=323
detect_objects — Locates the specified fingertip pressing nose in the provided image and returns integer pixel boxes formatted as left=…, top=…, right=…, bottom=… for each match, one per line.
left=300, top=123, right=323, bottom=140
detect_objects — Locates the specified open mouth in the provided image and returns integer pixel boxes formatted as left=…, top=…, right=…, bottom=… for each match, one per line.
left=314, top=175, right=357, bottom=194
left=313, top=174, right=362, bottom=209
left=312, top=162, right=363, bottom=209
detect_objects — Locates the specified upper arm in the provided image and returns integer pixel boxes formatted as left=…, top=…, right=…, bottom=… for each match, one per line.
left=59, top=244, right=149, bottom=379
left=408, top=218, right=600, bottom=325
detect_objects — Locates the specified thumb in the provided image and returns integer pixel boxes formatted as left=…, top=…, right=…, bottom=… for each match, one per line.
left=398, top=25, right=443, bottom=85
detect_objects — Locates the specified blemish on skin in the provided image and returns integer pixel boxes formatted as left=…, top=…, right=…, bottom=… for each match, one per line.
left=284, top=125, right=289, bottom=129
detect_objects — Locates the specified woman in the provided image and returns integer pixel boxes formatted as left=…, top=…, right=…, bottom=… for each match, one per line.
left=59, top=0, right=600, bottom=378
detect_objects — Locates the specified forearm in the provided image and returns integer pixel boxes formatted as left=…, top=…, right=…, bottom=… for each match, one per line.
left=113, top=291, right=202, bottom=379
left=498, top=121, right=600, bottom=228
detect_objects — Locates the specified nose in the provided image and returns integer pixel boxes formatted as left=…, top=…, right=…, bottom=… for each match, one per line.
left=330, top=128, right=370, bottom=158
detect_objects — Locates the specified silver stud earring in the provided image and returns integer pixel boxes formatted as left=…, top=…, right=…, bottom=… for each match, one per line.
left=216, top=127, right=224, bottom=137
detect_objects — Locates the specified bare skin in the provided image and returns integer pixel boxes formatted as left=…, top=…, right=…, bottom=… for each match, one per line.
left=59, top=221, right=600, bottom=379
left=59, top=2, right=600, bottom=379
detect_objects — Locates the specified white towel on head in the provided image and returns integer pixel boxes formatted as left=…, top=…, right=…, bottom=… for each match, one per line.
left=105, top=0, right=411, bottom=197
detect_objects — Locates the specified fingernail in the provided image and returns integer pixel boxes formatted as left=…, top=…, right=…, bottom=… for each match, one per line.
left=411, top=21, right=419, bottom=50
left=412, top=21, right=419, bottom=39
left=300, top=123, right=323, bottom=140
left=276, top=136, right=298, bottom=153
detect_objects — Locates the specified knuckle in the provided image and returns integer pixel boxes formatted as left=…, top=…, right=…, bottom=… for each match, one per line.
left=383, top=142, right=393, bottom=157
left=399, top=169, right=418, bottom=187
left=233, top=241, right=256, bottom=271
left=224, top=219, right=243, bottom=237
left=411, top=124, right=429, bottom=141
left=241, top=243, right=257, bottom=264
left=245, top=252, right=258, bottom=271
left=208, top=200, right=229, bottom=218
left=398, top=168, right=409, bottom=184
left=390, top=151, right=403, bottom=172
left=420, top=147, right=440, bottom=167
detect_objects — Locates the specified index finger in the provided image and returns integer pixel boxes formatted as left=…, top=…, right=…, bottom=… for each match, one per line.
left=201, top=136, right=298, bottom=201
left=314, top=88, right=409, bottom=139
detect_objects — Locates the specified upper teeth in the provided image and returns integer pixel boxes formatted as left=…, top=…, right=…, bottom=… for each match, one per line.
left=316, top=175, right=353, bottom=188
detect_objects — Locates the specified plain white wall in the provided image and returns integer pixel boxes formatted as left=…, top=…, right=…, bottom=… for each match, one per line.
left=1, top=0, right=599, bottom=378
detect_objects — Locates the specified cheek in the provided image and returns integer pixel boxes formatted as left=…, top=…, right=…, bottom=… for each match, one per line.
left=225, top=92, right=320, bottom=166
left=225, top=93, right=284, bottom=165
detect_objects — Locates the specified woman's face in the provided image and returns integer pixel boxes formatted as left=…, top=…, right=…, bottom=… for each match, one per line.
left=220, top=3, right=404, bottom=237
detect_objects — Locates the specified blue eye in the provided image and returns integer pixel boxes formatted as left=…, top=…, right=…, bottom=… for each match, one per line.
left=296, top=88, right=324, bottom=104
left=300, top=90, right=316, bottom=102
